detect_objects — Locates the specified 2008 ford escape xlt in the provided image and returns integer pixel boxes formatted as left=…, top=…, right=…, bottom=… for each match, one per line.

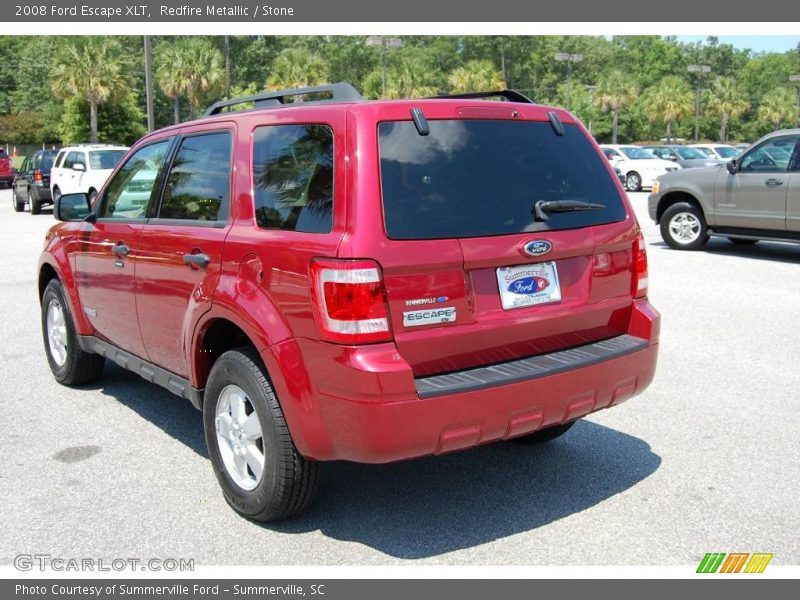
left=38, top=83, right=660, bottom=521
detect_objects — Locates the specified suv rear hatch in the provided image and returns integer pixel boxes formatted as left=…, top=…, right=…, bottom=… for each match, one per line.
left=346, top=103, right=642, bottom=377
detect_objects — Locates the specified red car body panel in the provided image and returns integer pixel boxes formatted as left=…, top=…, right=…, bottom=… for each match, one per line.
left=39, top=97, right=660, bottom=463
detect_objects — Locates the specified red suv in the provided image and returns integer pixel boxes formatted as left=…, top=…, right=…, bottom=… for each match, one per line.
left=39, top=83, right=660, bottom=521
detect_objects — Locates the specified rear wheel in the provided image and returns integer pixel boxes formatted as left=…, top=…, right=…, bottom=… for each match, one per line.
left=728, top=238, right=758, bottom=246
left=41, top=279, right=105, bottom=385
left=29, top=190, right=41, bottom=215
left=204, top=346, right=319, bottom=522
left=661, top=202, right=708, bottom=251
left=513, top=421, right=577, bottom=444
left=625, top=171, right=642, bottom=192
left=52, top=186, right=61, bottom=205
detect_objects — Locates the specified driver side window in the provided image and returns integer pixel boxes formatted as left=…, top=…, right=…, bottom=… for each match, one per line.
left=98, top=140, right=172, bottom=220
left=740, top=135, right=799, bottom=173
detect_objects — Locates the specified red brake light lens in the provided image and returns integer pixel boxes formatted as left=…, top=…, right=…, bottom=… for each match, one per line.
left=310, top=259, right=392, bottom=344
left=632, top=231, right=648, bottom=298
left=34, top=169, right=42, bottom=183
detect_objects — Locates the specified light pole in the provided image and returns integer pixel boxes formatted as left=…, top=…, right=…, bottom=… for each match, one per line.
left=554, top=52, right=584, bottom=112
left=687, top=64, right=712, bottom=142
left=366, top=37, right=403, bottom=98
left=143, top=35, right=154, bottom=133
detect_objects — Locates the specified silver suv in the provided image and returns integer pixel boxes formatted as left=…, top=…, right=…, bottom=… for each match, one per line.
left=649, top=129, right=800, bottom=250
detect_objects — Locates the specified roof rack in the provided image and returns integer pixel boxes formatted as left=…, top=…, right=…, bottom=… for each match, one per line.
left=203, top=82, right=363, bottom=117
left=427, top=90, right=534, bottom=104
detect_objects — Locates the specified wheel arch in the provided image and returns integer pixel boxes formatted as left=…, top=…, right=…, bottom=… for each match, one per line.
left=656, top=190, right=705, bottom=224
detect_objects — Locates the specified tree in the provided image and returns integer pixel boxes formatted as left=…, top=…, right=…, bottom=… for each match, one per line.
left=58, top=93, right=146, bottom=145
left=704, top=77, right=750, bottom=142
left=178, top=38, right=225, bottom=118
left=593, top=69, right=638, bottom=143
left=641, top=76, right=694, bottom=142
left=448, top=60, right=505, bottom=93
left=266, top=48, right=327, bottom=91
left=155, top=40, right=187, bottom=124
left=50, top=37, right=129, bottom=143
left=362, top=51, right=439, bottom=99
left=757, top=87, right=799, bottom=130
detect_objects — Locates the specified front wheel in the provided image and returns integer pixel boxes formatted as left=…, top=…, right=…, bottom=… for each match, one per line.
left=625, top=171, right=642, bottom=192
left=41, top=279, right=105, bottom=385
left=512, top=421, right=577, bottom=444
left=204, top=346, right=319, bottom=522
left=660, top=202, right=709, bottom=251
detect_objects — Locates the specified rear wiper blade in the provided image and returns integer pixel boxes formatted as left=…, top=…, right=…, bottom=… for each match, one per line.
left=533, top=199, right=606, bottom=222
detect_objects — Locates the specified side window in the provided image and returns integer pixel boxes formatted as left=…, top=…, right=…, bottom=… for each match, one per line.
left=158, top=131, right=232, bottom=222
left=99, top=139, right=172, bottom=220
left=253, top=124, right=334, bottom=234
left=63, top=152, right=77, bottom=169
left=31, top=154, right=40, bottom=170
left=54, top=151, right=66, bottom=168
left=20, top=157, right=30, bottom=172
left=740, top=136, right=800, bottom=173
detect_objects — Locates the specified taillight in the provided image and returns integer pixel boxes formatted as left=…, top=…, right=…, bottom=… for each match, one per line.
left=34, top=169, right=43, bottom=183
left=632, top=231, right=648, bottom=298
left=309, top=259, right=392, bottom=344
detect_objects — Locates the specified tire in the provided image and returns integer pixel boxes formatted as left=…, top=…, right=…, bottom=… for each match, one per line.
left=660, top=202, right=709, bottom=251
left=52, top=186, right=61, bottom=205
left=625, top=171, right=642, bottom=192
left=513, top=421, right=577, bottom=444
left=12, top=187, right=25, bottom=212
left=41, top=279, right=105, bottom=386
left=728, top=238, right=758, bottom=246
left=29, top=190, right=41, bottom=215
left=203, top=346, right=319, bottom=522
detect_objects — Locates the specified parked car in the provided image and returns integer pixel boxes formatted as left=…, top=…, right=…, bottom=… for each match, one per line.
left=734, top=142, right=751, bottom=151
left=600, top=144, right=680, bottom=191
left=613, top=164, right=626, bottom=186
left=39, top=83, right=659, bottom=521
left=643, top=144, right=726, bottom=169
left=11, top=149, right=58, bottom=214
left=50, top=144, right=128, bottom=204
left=0, top=149, right=13, bottom=188
left=649, top=129, right=800, bottom=250
left=689, top=143, right=740, bottom=160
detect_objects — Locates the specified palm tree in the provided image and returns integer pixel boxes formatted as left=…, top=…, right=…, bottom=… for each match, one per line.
left=704, top=77, right=750, bottom=142
left=50, top=37, right=129, bottom=143
left=641, top=77, right=694, bottom=142
left=266, top=48, right=328, bottom=91
left=593, top=69, right=638, bottom=144
left=155, top=40, right=187, bottom=124
left=757, top=87, right=799, bottom=130
left=448, top=60, right=505, bottom=94
left=180, top=39, right=225, bottom=118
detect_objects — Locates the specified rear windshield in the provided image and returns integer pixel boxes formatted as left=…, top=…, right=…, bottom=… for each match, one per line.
left=89, top=150, right=126, bottom=170
left=716, top=146, right=739, bottom=159
left=378, top=120, right=626, bottom=240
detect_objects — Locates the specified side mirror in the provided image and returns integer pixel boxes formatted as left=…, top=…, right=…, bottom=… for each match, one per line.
left=72, top=162, right=86, bottom=172
left=55, top=193, right=92, bottom=222
left=727, top=159, right=739, bottom=175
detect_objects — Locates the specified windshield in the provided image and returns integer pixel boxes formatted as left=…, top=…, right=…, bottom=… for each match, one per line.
left=620, top=147, right=656, bottom=160
left=89, top=150, right=127, bottom=170
left=378, top=120, right=626, bottom=240
left=674, top=147, right=707, bottom=159
left=716, top=146, right=739, bottom=158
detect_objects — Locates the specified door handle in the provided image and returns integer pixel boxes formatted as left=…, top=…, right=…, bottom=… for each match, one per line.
left=111, top=243, right=129, bottom=256
left=765, top=178, right=784, bottom=186
left=183, top=253, right=210, bottom=269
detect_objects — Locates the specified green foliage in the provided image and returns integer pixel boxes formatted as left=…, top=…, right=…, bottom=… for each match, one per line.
left=266, top=48, right=328, bottom=91
left=58, top=94, right=146, bottom=145
left=642, top=76, right=695, bottom=140
left=449, top=60, right=506, bottom=93
left=757, top=87, right=799, bottom=129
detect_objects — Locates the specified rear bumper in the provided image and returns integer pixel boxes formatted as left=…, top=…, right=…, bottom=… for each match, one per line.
left=265, top=299, right=660, bottom=463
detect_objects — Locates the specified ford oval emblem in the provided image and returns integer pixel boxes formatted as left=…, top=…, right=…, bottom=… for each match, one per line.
left=508, top=276, right=549, bottom=295
left=523, top=240, right=552, bottom=257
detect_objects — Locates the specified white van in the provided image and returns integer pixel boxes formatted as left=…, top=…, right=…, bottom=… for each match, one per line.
left=51, top=144, right=129, bottom=203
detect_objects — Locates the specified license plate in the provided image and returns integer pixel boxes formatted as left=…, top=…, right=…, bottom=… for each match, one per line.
left=496, top=261, right=561, bottom=310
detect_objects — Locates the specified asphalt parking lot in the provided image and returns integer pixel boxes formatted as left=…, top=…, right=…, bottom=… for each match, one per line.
left=1, top=189, right=798, bottom=567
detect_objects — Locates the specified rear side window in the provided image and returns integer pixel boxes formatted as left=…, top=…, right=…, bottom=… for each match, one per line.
left=89, top=150, right=126, bottom=170
left=379, top=120, right=626, bottom=239
left=159, top=131, right=232, bottom=222
left=252, top=124, right=333, bottom=234
left=54, top=151, right=66, bottom=168
left=39, top=152, right=55, bottom=172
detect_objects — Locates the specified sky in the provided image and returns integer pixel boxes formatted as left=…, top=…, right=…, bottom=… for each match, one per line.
left=672, top=36, right=800, bottom=54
